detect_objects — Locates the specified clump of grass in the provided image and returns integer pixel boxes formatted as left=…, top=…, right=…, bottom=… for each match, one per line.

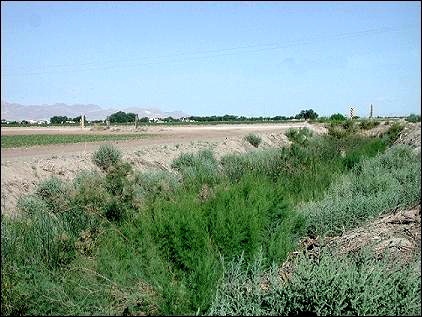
left=92, top=144, right=122, bottom=171
left=208, top=250, right=421, bottom=316
left=2, top=204, right=74, bottom=270
left=341, top=137, right=387, bottom=170
left=244, top=133, right=262, bottom=147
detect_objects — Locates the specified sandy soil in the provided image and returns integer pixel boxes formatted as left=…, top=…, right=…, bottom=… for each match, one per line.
left=324, top=204, right=421, bottom=263
left=1, top=122, right=325, bottom=160
left=395, top=122, right=421, bottom=153
left=1, top=122, right=325, bottom=215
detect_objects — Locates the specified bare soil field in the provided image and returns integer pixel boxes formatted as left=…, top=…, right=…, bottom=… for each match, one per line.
left=1, top=122, right=325, bottom=215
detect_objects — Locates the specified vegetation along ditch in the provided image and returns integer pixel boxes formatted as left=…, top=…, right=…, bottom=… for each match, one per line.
left=1, top=122, right=420, bottom=315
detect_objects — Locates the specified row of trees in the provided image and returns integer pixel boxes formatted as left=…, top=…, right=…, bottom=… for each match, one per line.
left=108, top=111, right=137, bottom=123
left=9, top=110, right=419, bottom=126
left=50, top=115, right=82, bottom=124
left=185, top=109, right=319, bottom=122
left=48, top=109, right=320, bottom=124
left=49, top=112, right=138, bottom=124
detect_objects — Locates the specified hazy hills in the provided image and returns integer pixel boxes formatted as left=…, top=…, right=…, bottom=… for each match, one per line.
left=1, top=101, right=188, bottom=121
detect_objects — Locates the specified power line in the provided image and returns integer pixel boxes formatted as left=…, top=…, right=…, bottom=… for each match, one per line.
left=5, top=25, right=408, bottom=71
left=2, top=24, right=416, bottom=77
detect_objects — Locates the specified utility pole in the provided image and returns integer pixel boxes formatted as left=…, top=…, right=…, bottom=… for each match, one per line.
left=135, top=114, right=139, bottom=129
left=369, top=104, right=373, bottom=119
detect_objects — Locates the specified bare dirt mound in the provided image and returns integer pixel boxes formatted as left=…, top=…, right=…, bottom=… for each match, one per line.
left=276, top=205, right=421, bottom=285
left=324, top=204, right=421, bottom=263
left=395, top=122, right=421, bottom=151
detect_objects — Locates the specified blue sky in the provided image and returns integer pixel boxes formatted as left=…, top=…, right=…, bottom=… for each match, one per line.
left=1, top=1, right=420, bottom=117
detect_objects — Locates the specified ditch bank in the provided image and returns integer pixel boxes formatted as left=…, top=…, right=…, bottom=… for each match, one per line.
left=1, top=123, right=326, bottom=216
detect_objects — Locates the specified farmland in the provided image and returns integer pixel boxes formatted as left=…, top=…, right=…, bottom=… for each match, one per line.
left=1, top=133, right=153, bottom=148
left=1, top=120, right=420, bottom=315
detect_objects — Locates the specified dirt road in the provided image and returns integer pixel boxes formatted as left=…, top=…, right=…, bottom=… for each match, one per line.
left=1, top=122, right=320, bottom=160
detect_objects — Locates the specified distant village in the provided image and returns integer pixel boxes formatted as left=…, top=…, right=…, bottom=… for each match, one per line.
left=1, top=108, right=412, bottom=126
left=0, top=117, right=195, bottom=125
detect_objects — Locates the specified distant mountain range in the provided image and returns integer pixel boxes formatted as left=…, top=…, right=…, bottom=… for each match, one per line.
left=1, top=101, right=188, bottom=121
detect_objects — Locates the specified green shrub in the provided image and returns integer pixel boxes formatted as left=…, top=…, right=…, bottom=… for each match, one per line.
left=220, top=154, right=248, bottom=182
left=327, top=120, right=357, bottom=138
left=383, top=122, right=404, bottom=145
left=71, top=170, right=110, bottom=214
left=103, top=197, right=127, bottom=222
left=105, top=162, right=133, bottom=196
left=244, top=133, right=262, bottom=147
left=92, top=144, right=122, bottom=171
left=208, top=250, right=421, bottom=316
left=204, top=175, right=302, bottom=264
left=405, top=113, right=421, bottom=123
left=221, top=134, right=387, bottom=193
left=278, top=251, right=421, bottom=316
left=3, top=130, right=404, bottom=316
left=316, top=116, right=328, bottom=123
left=133, top=174, right=303, bottom=314
left=171, top=149, right=220, bottom=187
left=359, top=119, right=380, bottom=130
left=101, top=162, right=135, bottom=222
left=341, top=137, right=387, bottom=170
left=342, top=119, right=356, bottom=131
left=35, top=176, right=70, bottom=213
left=133, top=170, right=180, bottom=201
left=285, top=127, right=313, bottom=144
left=330, top=113, right=347, bottom=121
left=327, top=125, right=349, bottom=139
left=303, top=145, right=421, bottom=236
left=16, top=194, right=49, bottom=216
